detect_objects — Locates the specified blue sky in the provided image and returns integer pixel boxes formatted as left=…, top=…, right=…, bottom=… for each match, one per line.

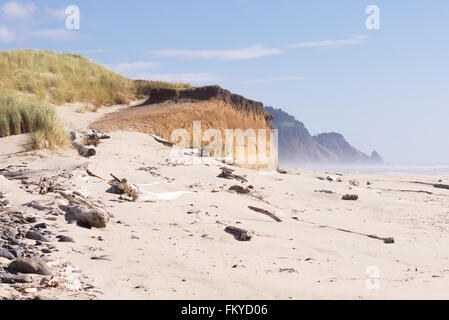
left=1, top=0, right=448, bottom=165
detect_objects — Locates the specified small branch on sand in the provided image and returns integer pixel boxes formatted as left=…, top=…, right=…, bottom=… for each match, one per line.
left=248, top=206, right=282, bottom=222
left=225, top=226, right=252, bottom=241
left=218, top=167, right=248, bottom=183
left=379, top=188, right=434, bottom=195
left=318, top=225, right=394, bottom=244
left=149, top=134, right=174, bottom=147
left=86, top=169, right=105, bottom=180
left=403, top=181, right=449, bottom=191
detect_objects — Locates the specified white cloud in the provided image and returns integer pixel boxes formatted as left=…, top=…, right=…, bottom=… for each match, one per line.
left=285, top=36, right=369, bottom=49
left=241, top=76, right=306, bottom=84
left=135, top=73, right=223, bottom=83
left=111, top=61, right=159, bottom=73
left=153, top=45, right=281, bottom=61
left=0, top=1, right=37, bottom=19
left=0, top=26, right=15, bottom=42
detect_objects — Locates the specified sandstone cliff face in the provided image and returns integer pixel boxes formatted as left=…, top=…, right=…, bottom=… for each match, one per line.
left=91, top=86, right=278, bottom=169
left=265, top=106, right=383, bottom=166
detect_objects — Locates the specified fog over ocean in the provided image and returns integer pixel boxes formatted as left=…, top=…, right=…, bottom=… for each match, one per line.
left=281, top=163, right=449, bottom=175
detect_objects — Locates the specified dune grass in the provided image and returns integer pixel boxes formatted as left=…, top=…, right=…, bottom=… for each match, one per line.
left=0, top=93, right=70, bottom=149
left=0, top=50, right=136, bottom=107
left=0, top=50, right=194, bottom=107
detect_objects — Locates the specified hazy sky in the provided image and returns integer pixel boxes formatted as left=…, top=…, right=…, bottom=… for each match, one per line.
left=1, top=0, right=448, bottom=165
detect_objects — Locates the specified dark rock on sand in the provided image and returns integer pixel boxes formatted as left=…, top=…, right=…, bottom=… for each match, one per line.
left=0, top=248, right=15, bottom=260
left=1, top=273, right=33, bottom=284
left=8, top=258, right=53, bottom=275
left=25, top=231, right=50, bottom=242
left=342, top=194, right=359, bottom=201
left=56, top=235, right=75, bottom=243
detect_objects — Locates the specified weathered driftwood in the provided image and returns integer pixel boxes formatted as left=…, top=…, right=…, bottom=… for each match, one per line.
left=72, top=140, right=96, bottom=157
left=82, top=131, right=111, bottom=147
left=86, top=168, right=105, bottom=180
left=229, top=185, right=252, bottom=195
left=67, top=205, right=108, bottom=228
left=248, top=206, right=282, bottom=222
left=149, top=134, right=174, bottom=147
left=404, top=181, right=449, bottom=190
left=58, top=190, right=113, bottom=228
left=225, top=226, right=252, bottom=241
left=218, top=167, right=248, bottom=183
left=121, top=179, right=140, bottom=201
left=433, top=184, right=449, bottom=190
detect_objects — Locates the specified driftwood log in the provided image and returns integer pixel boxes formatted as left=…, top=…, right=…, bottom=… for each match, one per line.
left=59, top=191, right=113, bottom=228
left=70, top=131, right=96, bottom=157
left=72, top=140, right=96, bottom=157
left=248, top=206, right=282, bottom=222
left=225, top=226, right=252, bottom=241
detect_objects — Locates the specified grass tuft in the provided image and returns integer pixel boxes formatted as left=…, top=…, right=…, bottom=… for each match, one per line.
left=0, top=93, right=70, bottom=150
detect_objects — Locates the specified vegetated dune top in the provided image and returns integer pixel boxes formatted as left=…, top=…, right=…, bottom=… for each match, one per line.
left=0, top=49, right=192, bottom=107
left=144, top=85, right=273, bottom=122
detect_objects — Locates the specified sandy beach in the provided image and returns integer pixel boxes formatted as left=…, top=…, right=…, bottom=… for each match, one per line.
left=1, top=104, right=448, bottom=300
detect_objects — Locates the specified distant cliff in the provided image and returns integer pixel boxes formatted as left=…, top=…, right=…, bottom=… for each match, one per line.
left=265, top=106, right=384, bottom=166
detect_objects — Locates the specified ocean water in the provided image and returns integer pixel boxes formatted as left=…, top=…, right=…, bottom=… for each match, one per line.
left=281, top=164, right=449, bottom=175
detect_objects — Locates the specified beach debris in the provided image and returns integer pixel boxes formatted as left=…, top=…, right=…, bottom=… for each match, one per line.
left=225, top=226, right=252, bottom=241
left=349, top=180, right=360, bottom=187
left=315, top=189, right=336, bottom=194
left=327, top=176, right=342, bottom=183
left=8, top=258, right=53, bottom=276
left=228, top=185, right=252, bottom=195
left=316, top=224, right=395, bottom=245
left=81, top=130, right=110, bottom=147
left=279, top=268, right=298, bottom=273
left=59, top=190, right=112, bottom=228
left=369, top=235, right=395, bottom=244
left=72, top=140, right=96, bottom=158
left=137, top=167, right=161, bottom=177
left=342, top=194, right=359, bottom=201
left=218, top=167, right=248, bottom=183
left=149, top=134, right=174, bottom=147
left=90, top=255, right=111, bottom=261
left=278, top=169, right=288, bottom=175
left=86, top=169, right=105, bottom=180
left=248, top=206, right=282, bottom=222
left=403, top=180, right=449, bottom=191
